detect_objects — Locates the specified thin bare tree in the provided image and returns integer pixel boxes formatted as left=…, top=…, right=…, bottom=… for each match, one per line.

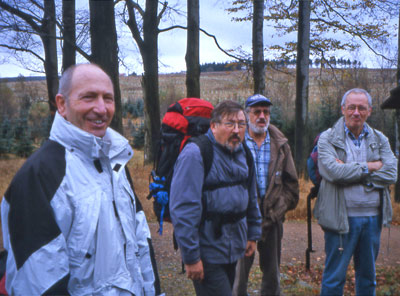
left=295, top=0, right=311, bottom=173
left=62, top=0, right=76, bottom=72
left=252, top=0, right=265, bottom=95
left=89, top=0, right=123, bottom=133
left=186, top=0, right=200, bottom=98
left=124, top=0, right=167, bottom=162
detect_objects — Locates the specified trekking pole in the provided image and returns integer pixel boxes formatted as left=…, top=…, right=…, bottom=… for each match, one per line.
left=305, top=186, right=318, bottom=271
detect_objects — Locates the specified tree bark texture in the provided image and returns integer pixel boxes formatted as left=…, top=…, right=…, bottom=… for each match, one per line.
left=42, top=0, right=59, bottom=116
left=126, top=0, right=161, bottom=163
left=185, top=0, right=200, bottom=98
left=142, top=0, right=161, bottom=162
left=89, top=0, right=122, bottom=134
left=394, top=9, right=400, bottom=203
left=0, top=0, right=59, bottom=117
left=295, top=0, right=311, bottom=174
left=62, top=0, right=76, bottom=72
left=252, top=0, right=265, bottom=95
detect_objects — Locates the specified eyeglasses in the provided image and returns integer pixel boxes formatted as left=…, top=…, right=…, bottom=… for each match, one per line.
left=221, top=121, right=247, bottom=129
left=250, top=109, right=270, bottom=116
left=345, top=105, right=369, bottom=113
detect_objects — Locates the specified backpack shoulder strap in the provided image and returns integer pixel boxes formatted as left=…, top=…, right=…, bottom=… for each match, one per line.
left=188, top=134, right=214, bottom=178
left=242, top=142, right=254, bottom=180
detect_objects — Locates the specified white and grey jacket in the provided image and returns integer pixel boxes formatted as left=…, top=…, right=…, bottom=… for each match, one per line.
left=1, top=113, right=157, bottom=295
left=314, top=117, right=397, bottom=233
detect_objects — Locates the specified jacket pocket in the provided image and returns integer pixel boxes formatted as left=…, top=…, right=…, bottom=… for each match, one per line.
left=67, top=188, right=102, bottom=266
left=314, top=181, right=348, bottom=233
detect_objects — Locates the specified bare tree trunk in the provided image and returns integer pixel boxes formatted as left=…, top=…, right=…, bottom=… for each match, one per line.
left=186, top=0, right=200, bottom=98
left=142, top=0, right=161, bottom=162
left=126, top=0, right=161, bottom=163
left=62, top=0, right=76, bottom=72
left=41, top=0, right=58, bottom=116
left=395, top=9, right=400, bottom=203
left=252, top=0, right=265, bottom=95
left=89, top=0, right=122, bottom=134
left=295, top=0, right=311, bottom=174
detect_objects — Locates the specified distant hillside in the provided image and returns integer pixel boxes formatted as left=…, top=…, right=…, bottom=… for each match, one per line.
left=0, top=76, right=46, bottom=83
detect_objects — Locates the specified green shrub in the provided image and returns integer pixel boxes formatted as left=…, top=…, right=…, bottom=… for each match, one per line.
left=0, top=117, right=14, bottom=155
left=131, top=123, right=145, bottom=149
left=14, top=116, right=34, bottom=157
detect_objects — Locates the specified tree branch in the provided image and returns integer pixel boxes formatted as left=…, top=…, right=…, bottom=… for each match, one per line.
left=157, top=1, right=168, bottom=25
left=159, top=25, right=251, bottom=64
left=0, top=43, right=44, bottom=62
left=0, top=1, right=42, bottom=33
left=319, top=0, right=393, bottom=61
left=125, top=0, right=144, bottom=49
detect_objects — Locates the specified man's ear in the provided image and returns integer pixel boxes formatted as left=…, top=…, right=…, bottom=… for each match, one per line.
left=210, top=121, right=217, bottom=133
left=55, top=94, right=67, bottom=117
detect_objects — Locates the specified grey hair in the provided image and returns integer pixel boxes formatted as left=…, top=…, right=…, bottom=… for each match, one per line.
left=341, top=88, right=372, bottom=107
left=58, top=63, right=109, bottom=100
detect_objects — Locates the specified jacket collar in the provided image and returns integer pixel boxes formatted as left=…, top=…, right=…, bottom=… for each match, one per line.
left=268, top=124, right=288, bottom=148
left=50, top=112, right=133, bottom=161
left=206, top=128, right=244, bottom=156
left=329, top=117, right=376, bottom=149
left=244, top=124, right=287, bottom=147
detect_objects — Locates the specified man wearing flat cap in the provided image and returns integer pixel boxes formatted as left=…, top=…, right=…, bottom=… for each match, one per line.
left=233, top=94, right=299, bottom=296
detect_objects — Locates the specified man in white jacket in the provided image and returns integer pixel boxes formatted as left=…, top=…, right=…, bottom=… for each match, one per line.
left=1, top=63, right=159, bottom=295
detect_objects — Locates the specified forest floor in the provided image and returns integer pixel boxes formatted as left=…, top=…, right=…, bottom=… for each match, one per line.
left=150, top=221, right=400, bottom=296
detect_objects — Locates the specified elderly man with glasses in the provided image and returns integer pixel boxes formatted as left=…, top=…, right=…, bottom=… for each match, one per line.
left=315, top=88, right=397, bottom=295
left=233, top=94, right=299, bottom=296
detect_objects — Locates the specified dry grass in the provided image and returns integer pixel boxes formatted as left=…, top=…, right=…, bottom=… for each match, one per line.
left=0, top=156, right=26, bottom=199
left=126, top=156, right=400, bottom=225
left=1, top=156, right=399, bottom=225
left=126, top=150, right=157, bottom=222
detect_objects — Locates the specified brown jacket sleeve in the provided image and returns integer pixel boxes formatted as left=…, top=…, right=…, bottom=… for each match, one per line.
left=264, top=142, right=299, bottom=225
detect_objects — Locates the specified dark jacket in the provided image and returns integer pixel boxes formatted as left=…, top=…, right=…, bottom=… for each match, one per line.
left=261, top=124, right=299, bottom=239
left=170, top=129, right=262, bottom=265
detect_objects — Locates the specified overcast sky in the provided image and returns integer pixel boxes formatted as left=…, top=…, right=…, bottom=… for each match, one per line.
left=0, top=1, right=253, bottom=77
left=0, top=0, right=397, bottom=78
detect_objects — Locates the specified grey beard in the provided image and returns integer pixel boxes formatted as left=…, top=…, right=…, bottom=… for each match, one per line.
left=248, top=120, right=269, bottom=135
left=224, top=143, right=241, bottom=153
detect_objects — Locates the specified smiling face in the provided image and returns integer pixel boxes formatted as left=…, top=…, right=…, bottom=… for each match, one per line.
left=211, top=110, right=246, bottom=152
left=56, top=65, right=115, bottom=138
left=341, top=92, right=371, bottom=137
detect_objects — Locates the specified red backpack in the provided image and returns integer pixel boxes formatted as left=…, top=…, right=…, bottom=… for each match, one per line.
left=148, top=98, right=214, bottom=234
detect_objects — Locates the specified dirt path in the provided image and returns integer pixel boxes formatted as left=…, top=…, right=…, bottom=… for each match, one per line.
left=150, top=220, right=400, bottom=269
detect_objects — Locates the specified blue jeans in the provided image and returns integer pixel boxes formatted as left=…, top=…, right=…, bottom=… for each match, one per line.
left=321, top=216, right=381, bottom=296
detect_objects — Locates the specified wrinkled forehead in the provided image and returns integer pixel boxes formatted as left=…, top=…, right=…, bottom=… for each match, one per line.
left=345, top=92, right=369, bottom=106
left=221, top=110, right=245, bottom=121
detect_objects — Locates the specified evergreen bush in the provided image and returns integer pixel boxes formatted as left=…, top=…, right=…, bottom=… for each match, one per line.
left=0, top=117, right=14, bottom=156
left=14, top=116, right=34, bottom=157
left=131, top=123, right=145, bottom=149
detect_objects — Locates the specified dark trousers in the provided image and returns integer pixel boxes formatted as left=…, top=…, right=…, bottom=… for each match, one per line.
left=193, top=261, right=237, bottom=296
left=233, top=221, right=283, bottom=296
